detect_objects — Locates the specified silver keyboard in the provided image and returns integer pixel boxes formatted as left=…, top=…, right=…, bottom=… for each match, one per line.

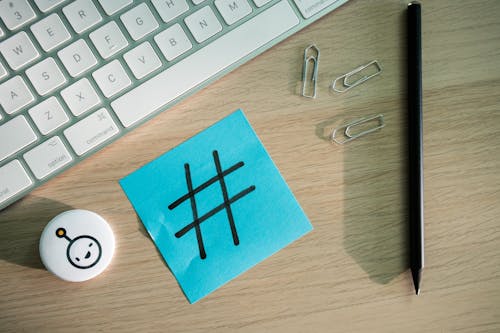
left=0, top=0, right=349, bottom=210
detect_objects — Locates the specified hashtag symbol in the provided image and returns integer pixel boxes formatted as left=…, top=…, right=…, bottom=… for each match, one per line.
left=168, top=150, right=256, bottom=259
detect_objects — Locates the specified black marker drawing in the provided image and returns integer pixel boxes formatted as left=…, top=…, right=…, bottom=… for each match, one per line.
left=56, top=228, right=102, bottom=269
left=168, top=150, right=255, bottom=259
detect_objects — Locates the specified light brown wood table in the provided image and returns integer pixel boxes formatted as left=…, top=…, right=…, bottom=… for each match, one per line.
left=1, top=1, right=499, bottom=331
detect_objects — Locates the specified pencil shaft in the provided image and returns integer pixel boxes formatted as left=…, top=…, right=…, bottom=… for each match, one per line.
left=408, top=1, right=424, bottom=294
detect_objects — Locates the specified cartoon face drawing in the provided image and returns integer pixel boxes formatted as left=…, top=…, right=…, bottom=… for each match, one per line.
left=56, top=228, right=102, bottom=269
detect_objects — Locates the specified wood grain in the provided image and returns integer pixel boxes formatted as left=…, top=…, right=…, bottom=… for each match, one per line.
left=1, top=0, right=499, bottom=332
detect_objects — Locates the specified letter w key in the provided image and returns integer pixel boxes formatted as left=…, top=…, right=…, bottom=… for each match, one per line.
left=0, top=32, right=40, bottom=70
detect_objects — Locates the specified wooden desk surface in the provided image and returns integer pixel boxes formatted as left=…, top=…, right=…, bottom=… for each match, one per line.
left=1, top=1, right=499, bottom=331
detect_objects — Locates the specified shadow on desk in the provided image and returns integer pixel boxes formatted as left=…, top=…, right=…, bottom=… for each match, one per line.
left=319, top=7, right=409, bottom=284
left=0, top=197, right=73, bottom=270
left=342, top=130, right=409, bottom=284
left=316, top=110, right=408, bottom=285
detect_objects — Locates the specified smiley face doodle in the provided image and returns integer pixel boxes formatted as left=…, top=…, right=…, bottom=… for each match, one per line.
left=56, top=228, right=102, bottom=269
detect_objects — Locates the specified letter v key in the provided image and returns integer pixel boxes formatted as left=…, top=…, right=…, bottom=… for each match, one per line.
left=124, top=42, right=162, bottom=79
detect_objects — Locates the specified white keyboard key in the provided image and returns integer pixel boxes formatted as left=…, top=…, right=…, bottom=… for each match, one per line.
left=28, top=96, right=69, bottom=135
left=63, top=0, right=102, bottom=33
left=154, top=24, right=192, bottom=61
left=0, top=0, right=36, bottom=30
left=252, top=0, right=271, bottom=6
left=92, top=60, right=131, bottom=97
left=64, top=108, right=119, bottom=156
left=152, top=0, right=189, bottom=24
left=24, top=136, right=73, bottom=179
left=0, top=62, right=6, bottom=79
left=30, top=14, right=71, bottom=52
left=26, top=57, right=66, bottom=96
left=34, top=0, right=67, bottom=13
left=98, top=0, right=132, bottom=15
left=89, top=22, right=129, bottom=59
left=0, top=160, right=33, bottom=206
left=61, top=78, right=100, bottom=116
left=0, top=31, right=40, bottom=70
left=292, top=0, right=340, bottom=18
left=121, top=3, right=159, bottom=41
left=192, top=0, right=207, bottom=5
left=0, top=115, right=37, bottom=161
left=123, top=42, right=161, bottom=79
left=215, top=0, right=252, bottom=25
left=185, top=6, right=222, bottom=43
left=0, top=27, right=4, bottom=38
left=0, top=76, right=35, bottom=114
left=58, top=39, right=98, bottom=77
left=112, top=0, right=299, bottom=127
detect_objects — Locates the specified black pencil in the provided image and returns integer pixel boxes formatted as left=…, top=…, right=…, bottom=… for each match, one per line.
left=408, top=1, right=424, bottom=295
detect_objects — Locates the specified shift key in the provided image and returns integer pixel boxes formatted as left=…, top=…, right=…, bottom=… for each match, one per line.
left=64, top=108, right=119, bottom=156
left=0, top=116, right=37, bottom=162
left=0, top=160, right=33, bottom=206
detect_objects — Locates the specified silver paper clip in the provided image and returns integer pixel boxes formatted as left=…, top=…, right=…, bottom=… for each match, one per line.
left=331, top=114, right=385, bottom=145
left=331, top=60, right=382, bottom=93
left=301, top=45, right=320, bottom=98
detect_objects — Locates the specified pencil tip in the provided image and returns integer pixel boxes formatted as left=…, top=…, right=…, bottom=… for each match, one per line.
left=411, top=268, right=421, bottom=295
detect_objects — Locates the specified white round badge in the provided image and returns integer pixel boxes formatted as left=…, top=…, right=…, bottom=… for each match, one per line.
left=39, top=209, right=115, bottom=282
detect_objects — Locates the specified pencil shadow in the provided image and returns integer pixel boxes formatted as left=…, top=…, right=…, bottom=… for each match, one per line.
left=0, top=197, right=73, bottom=270
left=313, top=6, right=409, bottom=285
left=315, top=110, right=408, bottom=285
left=342, top=136, right=409, bottom=285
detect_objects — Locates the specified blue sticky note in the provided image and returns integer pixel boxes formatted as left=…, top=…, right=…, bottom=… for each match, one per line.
left=119, top=110, right=312, bottom=303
